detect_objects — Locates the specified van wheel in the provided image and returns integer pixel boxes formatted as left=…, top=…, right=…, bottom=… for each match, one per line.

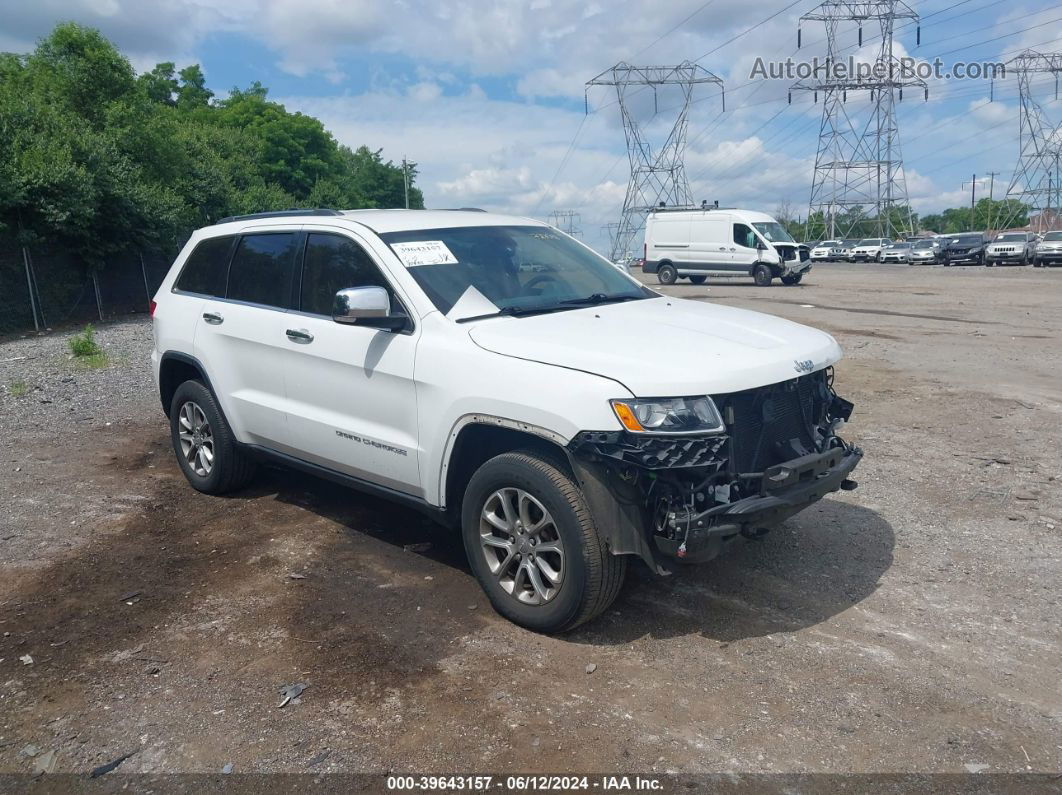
left=688, top=275, right=707, bottom=285
left=461, top=451, right=626, bottom=633
left=657, top=264, right=677, bottom=285
left=781, top=273, right=803, bottom=286
left=170, top=380, right=256, bottom=495
left=753, top=264, right=773, bottom=286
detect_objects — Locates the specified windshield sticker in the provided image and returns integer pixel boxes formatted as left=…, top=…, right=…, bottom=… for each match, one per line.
left=392, top=240, right=459, bottom=267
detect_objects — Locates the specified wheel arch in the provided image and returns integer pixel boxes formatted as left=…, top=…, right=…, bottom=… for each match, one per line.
left=158, top=351, right=217, bottom=417
left=441, top=416, right=572, bottom=524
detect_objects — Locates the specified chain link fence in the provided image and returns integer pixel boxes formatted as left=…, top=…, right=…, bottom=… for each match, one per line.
left=0, top=233, right=183, bottom=335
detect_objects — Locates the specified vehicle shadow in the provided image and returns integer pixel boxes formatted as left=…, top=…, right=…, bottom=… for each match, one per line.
left=570, top=499, right=894, bottom=644
left=262, top=467, right=893, bottom=646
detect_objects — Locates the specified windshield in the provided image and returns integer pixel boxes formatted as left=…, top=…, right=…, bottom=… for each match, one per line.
left=1043, top=231, right=1062, bottom=241
left=816, top=240, right=840, bottom=248
left=995, top=233, right=1025, bottom=242
left=951, top=235, right=982, bottom=245
left=913, top=240, right=935, bottom=249
left=752, top=222, right=795, bottom=243
left=857, top=238, right=882, bottom=246
left=379, top=225, right=651, bottom=319
left=890, top=242, right=912, bottom=249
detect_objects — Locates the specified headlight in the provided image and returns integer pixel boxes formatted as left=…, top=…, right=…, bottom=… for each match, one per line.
left=610, top=396, right=724, bottom=434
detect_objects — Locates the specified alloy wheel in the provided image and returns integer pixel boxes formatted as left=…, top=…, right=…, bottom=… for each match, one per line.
left=178, top=400, right=214, bottom=477
left=479, top=487, right=565, bottom=605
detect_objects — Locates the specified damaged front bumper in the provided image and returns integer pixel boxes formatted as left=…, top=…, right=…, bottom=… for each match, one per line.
left=565, top=368, right=863, bottom=573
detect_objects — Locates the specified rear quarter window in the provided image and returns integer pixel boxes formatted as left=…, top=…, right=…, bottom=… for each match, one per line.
left=174, top=236, right=234, bottom=296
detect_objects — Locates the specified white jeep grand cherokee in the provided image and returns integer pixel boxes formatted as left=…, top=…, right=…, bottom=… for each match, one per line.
left=152, top=209, right=862, bottom=632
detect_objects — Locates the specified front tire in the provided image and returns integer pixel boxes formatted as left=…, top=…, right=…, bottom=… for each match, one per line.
left=657, top=263, right=678, bottom=285
left=169, top=380, right=256, bottom=495
left=753, top=263, right=773, bottom=286
left=781, top=273, right=803, bottom=285
left=461, top=451, right=626, bottom=633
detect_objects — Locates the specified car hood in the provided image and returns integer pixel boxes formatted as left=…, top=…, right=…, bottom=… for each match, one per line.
left=466, top=296, right=842, bottom=396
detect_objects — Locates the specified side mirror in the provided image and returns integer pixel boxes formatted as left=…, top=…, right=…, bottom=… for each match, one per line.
left=756, top=240, right=768, bottom=251
left=333, top=286, right=406, bottom=331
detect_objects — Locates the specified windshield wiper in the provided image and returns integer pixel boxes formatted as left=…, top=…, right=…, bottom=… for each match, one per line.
left=559, top=293, right=643, bottom=306
left=456, top=305, right=574, bottom=324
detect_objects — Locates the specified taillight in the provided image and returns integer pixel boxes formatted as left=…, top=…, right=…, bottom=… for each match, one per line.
left=149, top=300, right=157, bottom=317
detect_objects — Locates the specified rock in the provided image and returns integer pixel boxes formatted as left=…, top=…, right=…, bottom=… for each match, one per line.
left=32, top=750, right=57, bottom=774
left=19, top=654, right=33, bottom=665
left=585, top=663, right=597, bottom=674
left=964, top=763, right=990, bottom=774
left=222, top=763, right=234, bottom=774
left=1014, top=491, right=1040, bottom=501
left=19, top=744, right=40, bottom=758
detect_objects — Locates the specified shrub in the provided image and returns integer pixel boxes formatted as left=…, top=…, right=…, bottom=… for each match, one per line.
left=69, top=324, right=102, bottom=358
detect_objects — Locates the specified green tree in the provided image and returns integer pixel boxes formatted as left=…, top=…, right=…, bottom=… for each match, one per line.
left=177, top=64, right=213, bottom=109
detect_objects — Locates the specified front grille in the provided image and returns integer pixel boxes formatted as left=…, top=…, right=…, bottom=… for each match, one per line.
left=715, top=371, right=829, bottom=473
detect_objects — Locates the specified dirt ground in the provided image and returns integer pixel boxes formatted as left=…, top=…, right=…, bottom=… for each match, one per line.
left=1, top=263, right=1060, bottom=778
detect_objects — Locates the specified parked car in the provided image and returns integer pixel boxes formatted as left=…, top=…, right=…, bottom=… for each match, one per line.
left=151, top=208, right=862, bottom=632
left=642, top=208, right=812, bottom=286
left=985, top=231, right=1037, bottom=266
left=908, top=238, right=941, bottom=264
left=880, top=242, right=912, bottom=263
left=810, top=239, right=843, bottom=261
left=834, top=239, right=860, bottom=260
left=1032, top=230, right=1062, bottom=266
left=849, top=238, right=892, bottom=262
left=942, top=233, right=989, bottom=266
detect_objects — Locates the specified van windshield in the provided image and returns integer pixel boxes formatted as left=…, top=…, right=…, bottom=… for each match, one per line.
left=379, top=225, right=651, bottom=319
left=752, top=222, right=795, bottom=243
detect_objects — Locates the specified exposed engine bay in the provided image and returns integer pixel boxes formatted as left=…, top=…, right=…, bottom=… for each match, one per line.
left=567, top=368, right=862, bottom=569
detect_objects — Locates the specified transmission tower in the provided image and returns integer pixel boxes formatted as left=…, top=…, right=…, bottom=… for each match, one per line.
left=586, top=62, right=724, bottom=261
left=1002, top=50, right=1062, bottom=233
left=547, top=210, right=583, bottom=237
left=601, top=222, right=621, bottom=257
left=793, top=1, right=926, bottom=240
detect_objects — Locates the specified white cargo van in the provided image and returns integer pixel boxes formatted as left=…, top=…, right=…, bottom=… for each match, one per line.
left=642, top=208, right=811, bottom=287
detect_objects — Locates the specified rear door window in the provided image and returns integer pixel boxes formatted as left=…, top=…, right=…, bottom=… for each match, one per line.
left=226, top=233, right=299, bottom=309
left=174, top=236, right=233, bottom=296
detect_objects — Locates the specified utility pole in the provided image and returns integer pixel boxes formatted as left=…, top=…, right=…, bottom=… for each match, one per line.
left=402, top=157, right=410, bottom=209
left=793, top=0, right=926, bottom=240
left=962, top=174, right=977, bottom=231
left=984, top=170, right=1000, bottom=231
left=586, top=62, right=724, bottom=262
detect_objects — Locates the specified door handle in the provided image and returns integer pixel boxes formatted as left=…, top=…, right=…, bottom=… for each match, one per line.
left=202, top=311, right=223, bottom=325
left=286, top=328, right=314, bottom=343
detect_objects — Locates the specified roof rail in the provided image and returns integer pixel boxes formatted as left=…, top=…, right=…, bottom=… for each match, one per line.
left=441, top=207, right=487, bottom=212
left=215, top=208, right=343, bottom=224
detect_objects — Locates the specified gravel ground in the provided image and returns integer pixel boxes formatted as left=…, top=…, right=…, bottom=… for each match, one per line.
left=0, top=264, right=1060, bottom=780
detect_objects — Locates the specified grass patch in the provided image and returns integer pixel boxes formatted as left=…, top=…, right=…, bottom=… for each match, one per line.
left=8, top=380, right=29, bottom=398
left=73, top=351, right=110, bottom=370
left=69, top=324, right=103, bottom=358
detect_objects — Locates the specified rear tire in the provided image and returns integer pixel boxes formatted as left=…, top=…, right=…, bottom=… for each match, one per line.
left=657, top=263, right=677, bottom=285
left=753, top=264, right=773, bottom=286
left=781, top=273, right=803, bottom=286
left=169, top=380, right=256, bottom=495
left=688, top=275, right=707, bottom=285
left=461, top=451, right=626, bottom=633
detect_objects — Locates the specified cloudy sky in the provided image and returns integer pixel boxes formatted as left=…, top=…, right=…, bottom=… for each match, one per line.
left=3, top=0, right=1060, bottom=252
